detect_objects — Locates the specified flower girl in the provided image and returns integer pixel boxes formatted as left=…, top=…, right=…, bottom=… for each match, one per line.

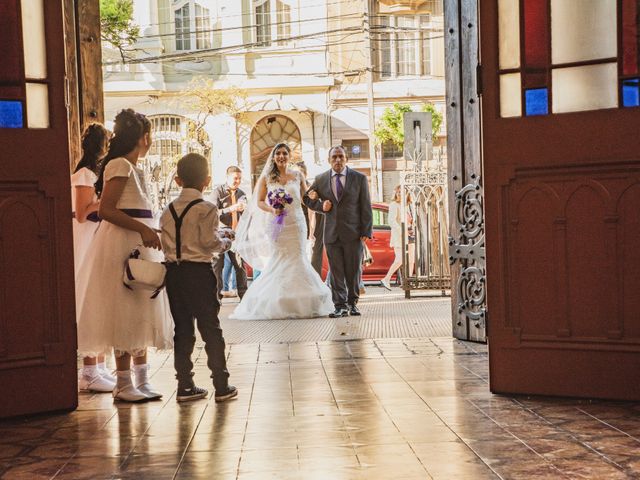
left=76, top=109, right=173, bottom=402
left=72, top=123, right=117, bottom=393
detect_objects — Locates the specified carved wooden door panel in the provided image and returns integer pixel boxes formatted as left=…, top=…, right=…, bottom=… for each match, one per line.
left=0, top=0, right=77, bottom=417
left=445, top=0, right=486, bottom=342
left=481, top=0, right=640, bottom=400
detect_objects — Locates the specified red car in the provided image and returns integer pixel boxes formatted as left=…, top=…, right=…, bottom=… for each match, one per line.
left=245, top=203, right=396, bottom=282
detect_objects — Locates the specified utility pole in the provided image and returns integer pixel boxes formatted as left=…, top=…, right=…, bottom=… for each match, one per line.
left=363, top=0, right=382, bottom=201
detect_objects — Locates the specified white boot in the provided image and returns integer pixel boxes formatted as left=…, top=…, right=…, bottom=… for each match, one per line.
left=97, top=362, right=117, bottom=383
left=79, top=365, right=116, bottom=393
left=133, top=364, right=163, bottom=400
left=113, top=370, right=148, bottom=403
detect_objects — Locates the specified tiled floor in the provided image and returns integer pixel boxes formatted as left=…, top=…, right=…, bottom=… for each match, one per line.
left=2, top=337, right=640, bottom=479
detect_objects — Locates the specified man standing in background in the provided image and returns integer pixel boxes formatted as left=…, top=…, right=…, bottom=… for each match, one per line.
left=210, top=166, right=248, bottom=300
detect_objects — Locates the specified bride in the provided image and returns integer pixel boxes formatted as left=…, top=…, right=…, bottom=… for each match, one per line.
left=230, top=143, right=333, bottom=320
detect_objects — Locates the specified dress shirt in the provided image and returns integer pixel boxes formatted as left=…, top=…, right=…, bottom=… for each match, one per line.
left=331, top=166, right=348, bottom=199
left=210, top=184, right=247, bottom=229
left=161, top=188, right=232, bottom=263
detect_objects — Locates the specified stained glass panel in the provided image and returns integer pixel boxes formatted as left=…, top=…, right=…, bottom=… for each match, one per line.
left=25, top=83, right=48, bottom=128
left=551, top=0, right=616, bottom=65
left=500, top=73, right=522, bottom=117
left=523, top=0, right=549, bottom=68
left=622, top=78, right=640, bottom=107
left=622, top=0, right=639, bottom=76
left=0, top=100, right=23, bottom=128
left=552, top=63, right=618, bottom=113
left=525, top=88, right=548, bottom=116
left=498, top=0, right=520, bottom=69
left=20, top=0, right=47, bottom=79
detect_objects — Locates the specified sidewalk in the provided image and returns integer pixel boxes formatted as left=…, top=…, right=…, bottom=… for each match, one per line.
left=220, top=286, right=452, bottom=343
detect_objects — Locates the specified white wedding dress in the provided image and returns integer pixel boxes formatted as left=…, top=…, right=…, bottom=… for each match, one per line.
left=230, top=175, right=333, bottom=320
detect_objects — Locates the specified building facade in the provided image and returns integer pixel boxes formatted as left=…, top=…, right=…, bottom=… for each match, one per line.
left=102, top=0, right=445, bottom=201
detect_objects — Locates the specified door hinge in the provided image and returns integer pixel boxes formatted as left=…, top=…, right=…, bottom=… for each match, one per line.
left=476, top=64, right=483, bottom=97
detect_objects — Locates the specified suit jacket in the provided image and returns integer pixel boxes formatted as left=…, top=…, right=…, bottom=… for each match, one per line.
left=303, top=167, right=373, bottom=244
left=209, top=184, right=247, bottom=229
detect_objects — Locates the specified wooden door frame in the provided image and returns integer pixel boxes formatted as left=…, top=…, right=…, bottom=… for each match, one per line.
left=64, top=0, right=104, bottom=173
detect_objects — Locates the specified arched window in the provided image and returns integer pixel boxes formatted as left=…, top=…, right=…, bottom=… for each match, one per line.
left=145, top=115, right=211, bottom=207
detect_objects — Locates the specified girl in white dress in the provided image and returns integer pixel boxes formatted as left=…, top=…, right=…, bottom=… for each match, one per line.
left=72, top=123, right=117, bottom=392
left=231, top=143, right=333, bottom=320
left=381, top=185, right=403, bottom=290
left=76, top=110, right=173, bottom=402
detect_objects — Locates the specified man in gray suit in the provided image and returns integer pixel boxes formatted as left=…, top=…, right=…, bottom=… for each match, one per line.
left=303, top=146, right=373, bottom=318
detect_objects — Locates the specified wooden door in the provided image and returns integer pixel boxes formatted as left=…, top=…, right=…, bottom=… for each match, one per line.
left=481, top=0, right=640, bottom=400
left=0, top=0, right=78, bottom=417
left=445, top=0, right=486, bottom=342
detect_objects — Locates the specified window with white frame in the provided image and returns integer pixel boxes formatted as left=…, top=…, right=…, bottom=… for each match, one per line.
left=375, top=15, right=432, bottom=78
left=254, top=0, right=293, bottom=47
left=174, top=1, right=212, bottom=51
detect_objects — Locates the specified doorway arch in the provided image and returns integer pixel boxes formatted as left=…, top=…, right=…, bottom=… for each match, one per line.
left=250, top=115, right=301, bottom=186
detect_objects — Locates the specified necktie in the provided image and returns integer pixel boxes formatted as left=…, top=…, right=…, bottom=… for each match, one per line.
left=230, top=190, right=238, bottom=230
left=335, top=173, right=344, bottom=200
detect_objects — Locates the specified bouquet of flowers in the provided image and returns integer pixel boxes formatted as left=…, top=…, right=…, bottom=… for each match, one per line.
left=267, top=187, right=294, bottom=240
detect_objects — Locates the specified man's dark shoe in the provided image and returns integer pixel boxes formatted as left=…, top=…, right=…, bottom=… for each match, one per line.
left=215, top=385, right=238, bottom=403
left=349, top=305, right=361, bottom=316
left=177, top=385, right=208, bottom=402
left=329, top=307, right=349, bottom=318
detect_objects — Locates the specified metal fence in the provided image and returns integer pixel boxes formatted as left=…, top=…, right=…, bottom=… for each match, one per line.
left=400, top=166, right=451, bottom=297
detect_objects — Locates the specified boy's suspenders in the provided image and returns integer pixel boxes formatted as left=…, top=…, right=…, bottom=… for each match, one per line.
left=168, top=199, right=204, bottom=263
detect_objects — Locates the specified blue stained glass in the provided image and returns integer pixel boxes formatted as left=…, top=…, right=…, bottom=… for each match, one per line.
left=525, top=88, right=549, bottom=116
left=0, top=100, right=23, bottom=128
left=622, top=78, right=640, bottom=107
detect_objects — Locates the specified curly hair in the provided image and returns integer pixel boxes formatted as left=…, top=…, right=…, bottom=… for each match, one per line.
left=74, top=123, right=110, bottom=175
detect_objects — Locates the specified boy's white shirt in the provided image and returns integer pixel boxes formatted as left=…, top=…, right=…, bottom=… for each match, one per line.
left=160, top=188, right=232, bottom=263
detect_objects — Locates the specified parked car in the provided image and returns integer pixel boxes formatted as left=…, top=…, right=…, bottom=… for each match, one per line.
left=244, top=203, right=396, bottom=283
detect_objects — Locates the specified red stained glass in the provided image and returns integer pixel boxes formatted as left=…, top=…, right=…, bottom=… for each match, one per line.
left=523, top=0, right=550, bottom=69
left=622, top=0, right=639, bottom=76
left=0, top=0, right=23, bottom=87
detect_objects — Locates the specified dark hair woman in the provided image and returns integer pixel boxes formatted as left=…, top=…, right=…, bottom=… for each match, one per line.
left=75, top=109, right=173, bottom=403
left=72, top=123, right=116, bottom=394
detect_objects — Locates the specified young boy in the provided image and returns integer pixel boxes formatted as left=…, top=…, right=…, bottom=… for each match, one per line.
left=160, top=153, right=238, bottom=403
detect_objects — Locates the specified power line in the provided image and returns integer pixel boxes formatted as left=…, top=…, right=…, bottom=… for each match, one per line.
left=105, top=26, right=365, bottom=65
left=139, top=12, right=365, bottom=40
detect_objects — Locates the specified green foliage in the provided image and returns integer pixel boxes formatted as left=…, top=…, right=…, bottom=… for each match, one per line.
left=420, top=103, right=443, bottom=140
left=100, top=0, right=140, bottom=59
left=373, top=103, right=413, bottom=147
left=373, top=102, right=444, bottom=148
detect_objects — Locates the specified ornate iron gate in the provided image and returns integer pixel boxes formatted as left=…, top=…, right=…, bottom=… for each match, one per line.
left=400, top=165, right=451, bottom=298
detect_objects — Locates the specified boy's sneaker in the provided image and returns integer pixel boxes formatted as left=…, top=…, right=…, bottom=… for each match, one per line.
left=177, top=386, right=209, bottom=402
left=215, top=385, right=238, bottom=403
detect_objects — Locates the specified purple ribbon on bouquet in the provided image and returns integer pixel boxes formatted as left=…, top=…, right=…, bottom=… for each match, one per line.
left=270, top=211, right=287, bottom=241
